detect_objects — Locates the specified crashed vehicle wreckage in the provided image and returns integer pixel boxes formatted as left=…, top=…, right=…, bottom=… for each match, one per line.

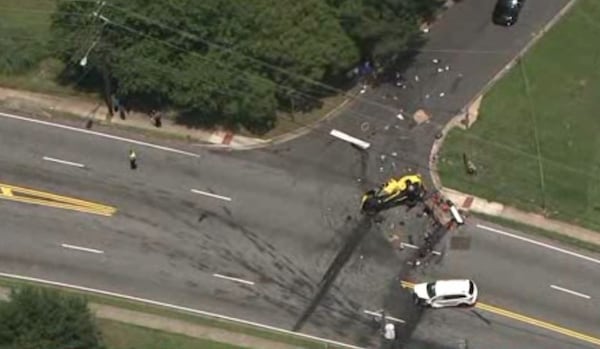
left=360, top=173, right=464, bottom=227
left=360, top=174, right=426, bottom=215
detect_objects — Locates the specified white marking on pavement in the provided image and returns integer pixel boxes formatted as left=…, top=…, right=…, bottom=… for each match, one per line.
left=61, top=243, right=104, bottom=254
left=400, top=242, right=441, bottom=255
left=0, top=272, right=364, bottom=349
left=329, top=129, right=370, bottom=150
left=0, top=111, right=201, bottom=158
left=477, top=224, right=600, bottom=266
left=213, top=273, right=254, bottom=286
left=191, top=189, right=232, bottom=202
left=363, top=310, right=405, bottom=324
left=550, top=285, right=591, bottom=300
left=43, top=156, right=85, bottom=168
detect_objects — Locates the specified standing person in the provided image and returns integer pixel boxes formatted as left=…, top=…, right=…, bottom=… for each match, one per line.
left=129, top=149, right=137, bottom=170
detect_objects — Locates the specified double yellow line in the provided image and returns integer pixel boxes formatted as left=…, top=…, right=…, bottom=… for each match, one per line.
left=0, top=182, right=116, bottom=216
left=401, top=281, right=600, bottom=346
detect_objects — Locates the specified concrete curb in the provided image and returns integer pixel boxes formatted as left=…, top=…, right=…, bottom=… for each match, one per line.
left=428, top=0, right=578, bottom=191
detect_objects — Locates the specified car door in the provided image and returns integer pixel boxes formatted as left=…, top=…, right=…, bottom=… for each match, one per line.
left=433, top=294, right=465, bottom=307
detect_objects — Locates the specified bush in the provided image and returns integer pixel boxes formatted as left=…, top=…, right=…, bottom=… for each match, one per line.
left=0, top=25, right=49, bottom=74
left=0, top=286, right=105, bottom=349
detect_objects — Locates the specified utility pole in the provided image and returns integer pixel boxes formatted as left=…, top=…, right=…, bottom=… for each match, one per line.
left=79, top=1, right=114, bottom=118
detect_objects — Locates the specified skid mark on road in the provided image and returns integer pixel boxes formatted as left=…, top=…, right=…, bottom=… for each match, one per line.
left=293, top=217, right=372, bottom=331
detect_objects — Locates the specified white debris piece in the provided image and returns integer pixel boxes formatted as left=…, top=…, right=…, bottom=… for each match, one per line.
left=379, top=167, right=384, bottom=172
left=432, top=58, right=440, bottom=64
left=380, top=154, right=386, bottom=161
left=425, top=94, right=430, bottom=99
left=415, top=75, right=420, bottom=82
left=445, top=65, right=450, bottom=71
left=437, top=67, right=444, bottom=73
left=384, top=125, right=390, bottom=131
left=439, top=92, right=445, bottom=97
left=396, top=112, right=405, bottom=120
left=391, top=152, right=398, bottom=157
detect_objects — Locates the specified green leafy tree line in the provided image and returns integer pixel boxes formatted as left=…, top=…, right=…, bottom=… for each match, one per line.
left=0, top=286, right=104, bottom=349
left=47, top=0, right=441, bottom=132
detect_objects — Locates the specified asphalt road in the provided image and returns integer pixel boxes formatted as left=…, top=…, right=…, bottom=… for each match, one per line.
left=260, top=0, right=573, bottom=188
left=405, top=220, right=600, bottom=349
left=2, top=109, right=600, bottom=348
left=0, top=112, right=425, bottom=347
left=0, top=0, right=587, bottom=348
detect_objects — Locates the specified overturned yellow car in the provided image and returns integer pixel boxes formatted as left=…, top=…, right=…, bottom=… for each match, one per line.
left=361, top=174, right=426, bottom=215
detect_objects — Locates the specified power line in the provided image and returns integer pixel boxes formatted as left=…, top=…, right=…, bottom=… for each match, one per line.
left=6, top=4, right=600, bottom=226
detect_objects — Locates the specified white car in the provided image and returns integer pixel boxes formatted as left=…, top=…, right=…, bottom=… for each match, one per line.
left=413, top=279, right=478, bottom=308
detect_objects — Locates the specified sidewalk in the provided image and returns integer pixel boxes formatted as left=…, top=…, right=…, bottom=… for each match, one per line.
left=0, top=286, right=302, bottom=349
left=440, top=187, right=600, bottom=247
left=0, top=87, right=278, bottom=150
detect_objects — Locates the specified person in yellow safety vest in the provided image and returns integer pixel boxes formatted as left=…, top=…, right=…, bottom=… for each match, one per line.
left=129, top=149, right=137, bottom=170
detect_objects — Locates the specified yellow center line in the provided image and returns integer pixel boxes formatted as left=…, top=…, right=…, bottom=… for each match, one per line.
left=401, top=280, right=600, bottom=346
left=0, top=186, right=13, bottom=197
left=0, top=182, right=112, bottom=211
left=0, top=182, right=116, bottom=216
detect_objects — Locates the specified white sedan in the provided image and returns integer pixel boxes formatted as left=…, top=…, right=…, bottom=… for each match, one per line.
left=413, top=279, right=478, bottom=308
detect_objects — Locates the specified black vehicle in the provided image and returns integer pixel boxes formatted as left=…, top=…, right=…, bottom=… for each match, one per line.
left=493, top=0, right=525, bottom=26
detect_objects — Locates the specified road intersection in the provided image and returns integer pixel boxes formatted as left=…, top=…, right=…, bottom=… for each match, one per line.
left=0, top=0, right=594, bottom=348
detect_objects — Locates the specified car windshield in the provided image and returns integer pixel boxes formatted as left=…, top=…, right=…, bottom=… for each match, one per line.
left=498, top=0, right=518, bottom=10
left=426, top=282, right=436, bottom=298
left=469, top=281, right=475, bottom=295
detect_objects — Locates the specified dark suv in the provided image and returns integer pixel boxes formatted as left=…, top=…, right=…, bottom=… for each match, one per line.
left=493, top=0, right=525, bottom=26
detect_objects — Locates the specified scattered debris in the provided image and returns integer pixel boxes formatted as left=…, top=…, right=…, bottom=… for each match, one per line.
left=380, top=154, right=387, bottom=161
left=361, top=122, right=370, bottom=132
left=379, top=167, right=384, bottom=172
left=413, top=109, right=431, bottom=124
left=384, top=125, right=390, bottom=131
left=439, top=92, right=445, bottom=97
left=445, top=65, right=450, bottom=71
left=432, top=58, right=440, bottom=64
left=391, top=152, right=398, bottom=157
left=425, top=94, right=430, bottom=99
left=415, top=75, right=420, bottom=82
left=396, top=112, right=405, bottom=120
left=437, top=67, right=444, bottom=73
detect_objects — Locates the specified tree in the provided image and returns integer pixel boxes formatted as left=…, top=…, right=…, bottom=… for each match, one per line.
left=50, top=0, right=358, bottom=132
left=326, top=0, right=443, bottom=63
left=0, top=286, right=104, bottom=349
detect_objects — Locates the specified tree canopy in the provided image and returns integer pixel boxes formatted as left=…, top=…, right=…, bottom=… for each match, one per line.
left=0, top=286, right=104, bottom=349
left=51, top=0, right=441, bottom=132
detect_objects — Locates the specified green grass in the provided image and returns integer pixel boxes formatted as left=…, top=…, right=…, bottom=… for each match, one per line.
left=439, top=0, right=600, bottom=231
left=0, top=277, right=338, bottom=349
left=99, top=319, right=248, bottom=349
left=0, top=0, right=89, bottom=95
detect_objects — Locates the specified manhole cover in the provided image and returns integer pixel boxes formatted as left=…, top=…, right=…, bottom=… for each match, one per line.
left=450, top=236, right=471, bottom=250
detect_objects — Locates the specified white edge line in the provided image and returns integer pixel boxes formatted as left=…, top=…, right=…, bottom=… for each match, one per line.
left=61, top=243, right=104, bottom=254
left=213, top=273, right=254, bottom=286
left=43, top=156, right=86, bottom=168
left=329, top=129, right=370, bottom=149
left=550, top=285, right=591, bottom=300
left=0, top=271, right=364, bottom=349
left=0, top=112, right=201, bottom=158
left=477, top=224, right=600, bottom=266
left=363, top=310, right=406, bottom=324
left=191, top=189, right=232, bottom=202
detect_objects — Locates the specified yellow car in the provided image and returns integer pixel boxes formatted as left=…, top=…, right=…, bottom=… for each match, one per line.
left=361, top=174, right=425, bottom=214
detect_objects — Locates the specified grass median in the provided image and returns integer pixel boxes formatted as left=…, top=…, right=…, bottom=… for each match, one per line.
left=0, top=277, right=340, bottom=349
left=439, top=0, right=600, bottom=231
left=99, top=319, right=248, bottom=349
